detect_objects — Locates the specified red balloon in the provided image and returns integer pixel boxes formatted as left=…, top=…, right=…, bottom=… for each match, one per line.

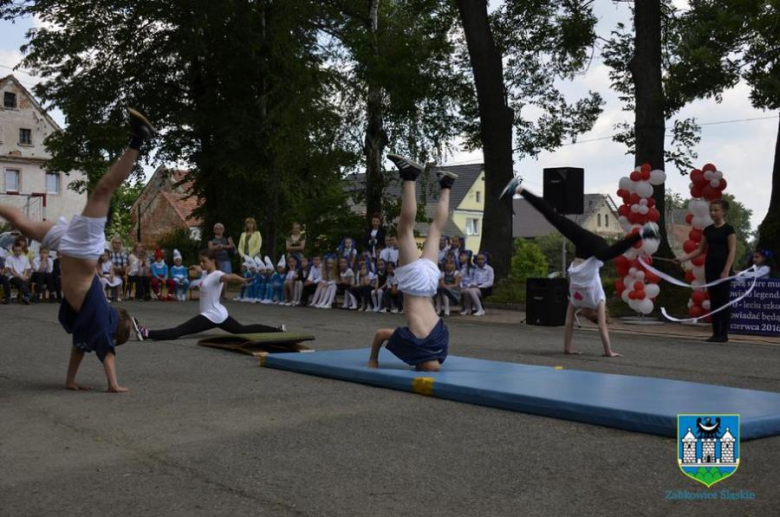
left=683, top=240, right=698, bottom=253
left=692, top=256, right=705, bottom=267
left=628, top=212, right=641, bottom=225
left=684, top=271, right=695, bottom=282
left=647, top=198, right=656, bottom=208
left=648, top=208, right=660, bottom=222
left=640, top=256, right=653, bottom=266
left=634, top=281, right=644, bottom=291
left=689, top=229, right=703, bottom=242
left=645, top=272, right=660, bottom=283
left=615, top=256, right=628, bottom=268
left=636, top=291, right=646, bottom=300
left=711, top=188, right=722, bottom=199
left=692, top=291, right=706, bottom=304
left=615, top=280, right=625, bottom=292
left=630, top=171, right=641, bottom=182
left=719, top=179, right=727, bottom=190
left=640, top=163, right=651, bottom=174
left=702, top=185, right=716, bottom=200
left=641, top=169, right=651, bottom=181
left=689, top=305, right=705, bottom=318
left=685, top=213, right=694, bottom=224
left=629, top=193, right=640, bottom=204
left=691, top=186, right=703, bottom=198
left=618, top=205, right=630, bottom=217
left=691, top=169, right=706, bottom=186
left=633, top=239, right=643, bottom=248
left=702, top=163, right=717, bottom=172
left=628, top=291, right=636, bottom=300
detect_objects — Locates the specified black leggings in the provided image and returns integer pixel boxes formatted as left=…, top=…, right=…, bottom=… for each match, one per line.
left=522, top=190, right=641, bottom=261
left=706, top=267, right=732, bottom=338
left=147, top=315, right=281, bottom=341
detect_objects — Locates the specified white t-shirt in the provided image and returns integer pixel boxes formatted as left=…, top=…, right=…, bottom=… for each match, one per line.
left=32, top=256, right=54, bottom=274
left=380, top=247, right=399, bottom=265
left=568, top=257, right=605, bottom=310
left=6, top=254, right=31, bottom=277
left=199, top=270, right=228, bottom=323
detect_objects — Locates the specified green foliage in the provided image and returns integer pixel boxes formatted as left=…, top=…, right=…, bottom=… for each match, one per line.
left=511, top=238, right=549, bottom=281
left=105, top=181, right=144, bottom=245
left=489, top=278, right=526, bottom=304
left=533, top=233, right=574, bottom=275
left=156, top=227, right=200, bottom=267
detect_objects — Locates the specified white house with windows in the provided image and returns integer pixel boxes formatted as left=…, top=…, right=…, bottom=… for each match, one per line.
left=0, top=75, right=86, bottom=224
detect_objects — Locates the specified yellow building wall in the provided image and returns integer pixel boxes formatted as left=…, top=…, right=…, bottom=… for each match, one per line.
left=453, top=171, right=485, bottom=252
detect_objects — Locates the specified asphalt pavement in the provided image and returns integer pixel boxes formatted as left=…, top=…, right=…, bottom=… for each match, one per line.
left=1, top=300, right=778, bottom=516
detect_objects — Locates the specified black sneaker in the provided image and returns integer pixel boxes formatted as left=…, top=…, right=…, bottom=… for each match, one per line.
left=22, top=296, right=31, bottom=305
left=132, top=317, right=146, bottom=341
left=437, top=169, right=459, bottom=190
left=127, top=108, right=157, bottom=140
left=387, top=154, right=424, bottom=181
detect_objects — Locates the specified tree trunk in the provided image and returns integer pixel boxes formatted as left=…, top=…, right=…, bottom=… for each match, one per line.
left=456, top=0, right=514, bottom=280
left=364, top=0, right=387, bottom=223
left=630, top=0, right=674, bottom=260
left=757, top=114, right=780, bottom=261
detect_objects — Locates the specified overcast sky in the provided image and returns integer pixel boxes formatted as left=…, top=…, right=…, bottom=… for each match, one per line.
left=1, top=2, right=776, bottom=231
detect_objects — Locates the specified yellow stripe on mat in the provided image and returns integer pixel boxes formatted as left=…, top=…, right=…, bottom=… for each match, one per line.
left=411, top=377, right=435, bottom=396
left=258, top=354, right=267, bottom=367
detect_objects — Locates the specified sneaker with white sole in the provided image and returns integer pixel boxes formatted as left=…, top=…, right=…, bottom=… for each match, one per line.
left=132, top=317, right=146, bottom=341
left=437, top=168, right=459, bottom=190
left=473, top=310, right=485, bottom=317
left=387, top=154, right=424, bottom=181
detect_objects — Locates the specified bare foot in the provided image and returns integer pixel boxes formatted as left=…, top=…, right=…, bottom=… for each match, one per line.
left=108, top=386, right=129, bottom=393
left=563, top=350, right=581, bottom=355
left=66, top=382, right=94, bottom=391
left=603, top=352, right=623, bottom=358
left=367, top=359, right=379, bottom=369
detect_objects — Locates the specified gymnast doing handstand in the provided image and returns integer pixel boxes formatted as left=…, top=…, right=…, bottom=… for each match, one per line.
left=500, top=177, right=659, bottom=356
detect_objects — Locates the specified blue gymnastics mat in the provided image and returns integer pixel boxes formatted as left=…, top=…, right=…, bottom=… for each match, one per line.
left=263, top=349, right=780, bottom=441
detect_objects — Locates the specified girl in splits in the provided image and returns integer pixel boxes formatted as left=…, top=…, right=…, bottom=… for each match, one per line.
left=500, top=177, right=659, bottom=357
left=368, top=155, right=457, bottom=371
left=135, top=248, right=284, bottom=340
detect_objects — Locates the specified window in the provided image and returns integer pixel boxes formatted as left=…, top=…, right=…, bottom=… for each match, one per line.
left=475, top=191, right=481, bottom=203
left=3, top=92, right=16, bottom=108
left=466, top=218, right=480, bottom=236
left=605, top=214, right=609, bottom=228
left=19, top=129, right=32, bottom=145
left=597, top=213, right=601, bottom=227
left=4, top=169, right=20, bottom=192
left=46, top=173, right=60, bottom=194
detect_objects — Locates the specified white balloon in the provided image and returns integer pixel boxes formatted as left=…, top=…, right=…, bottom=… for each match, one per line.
left=687, top=299, right=694, bottom=309
left=702, top=300, right=711, bottom=310
left=629, top=267, right=638, bottom=276
left=649, top=169, right=667, bottom=186
left=635, top=271, right=646, bottom=281
left=619, top=177, right=632, bottom=191
left=624, top=248, right=638, bottom=260
left=704, top=170, right=715, bottom=180
left=637, top=298, right=654, bottom=314
left=636, top=182, right=654, bottom=198
left=710, top=179, right=720, bottom=188
left=639, top=205, right=649, bottom=215
left=629, top=299, right=639, bottom=311
left=692, top=216, right=710, bottom=230
left=713, top=170, right=723, bottom=180
left=645, top=284, right=660, bottom=298
left=642, top=238, right=660, bottom=255
left=631, top=204, right=640, bottom=213
left=622, top=290, right=631, bottom=303
left=639, top=198, right=648, bottom=206
left=618, top=216, right=630, bottom=231
left=693, top=266, right=705, bottom=279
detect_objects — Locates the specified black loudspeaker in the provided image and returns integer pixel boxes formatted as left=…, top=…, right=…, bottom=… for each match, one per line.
left=543, top=167, right=584, bottom=215
left=526, top=278, right=569, bottom=326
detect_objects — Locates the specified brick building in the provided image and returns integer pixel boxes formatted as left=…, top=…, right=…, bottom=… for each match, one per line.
left=130, top=167, right=202, bottom=248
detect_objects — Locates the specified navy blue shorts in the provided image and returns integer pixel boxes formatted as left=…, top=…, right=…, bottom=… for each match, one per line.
left=386, top=318, right=449, bottom=366
left=59, top=275, right=118, bottom=362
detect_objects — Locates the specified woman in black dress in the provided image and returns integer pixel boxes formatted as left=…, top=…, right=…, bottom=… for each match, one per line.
left=676, top=199, right=737, bottom=342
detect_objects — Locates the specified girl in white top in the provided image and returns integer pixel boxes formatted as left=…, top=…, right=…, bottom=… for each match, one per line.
left=97, top=250, right=123, bottom=302
left=136, top=248, right=284, bottom=340
left=311, top=256, right=336, bottom=308
left=461, top=252, right=494, bottom=317
left=742, top=249, right=773, bottom=279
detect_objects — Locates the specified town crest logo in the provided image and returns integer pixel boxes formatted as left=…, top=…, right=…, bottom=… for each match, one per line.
left=678, top=414, right=740, bottom=487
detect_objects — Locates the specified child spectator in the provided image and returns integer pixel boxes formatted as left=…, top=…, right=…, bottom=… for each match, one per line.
left=170, top=250, right=190, bottom=301
left=109, top=237, right=129, bottom=290
left=336, top=256, right=357, bottom=309
left=364, top=213, right=386, bottom=258
left=6, top=242, right=32, bottom=304
left=286, top=222, right=306, bottom=260
left=128, top=242, right=151, bottom=301
left=150, top=248, right=175, bottom=300
left=32, top=246, right=56, bottom=302
left=0, top=252, right=11, bottom=304
left=382, top=261, right=402, bottom=313
left=283, top=255, right=299, bottom=305
left=259, top=256, right=275, bottom=304
left=371, top=259, right=388, bottom=312
left=339, top=237, right=358, bottom=270
left=251, top=257, right=267, bottom=303
left=293, top=256, right=309, bottom=306
left=459, top=250, right=474, bottom=315
left=461, top=252, right=494, bottom=317
left=237, top=257, right=255, bottom=301
left=97, top=250, right=123, bottom=302
left=300, top=255, right=321, bottom=307
left=313, top=256, right=337, bottom=309
left=271, top=256, right=286, bottom=304
left=379, top=234, right=399, bottom=266
left=436, top=257, right=461, bottom=317
left=351, top=261, right=375, bottom=311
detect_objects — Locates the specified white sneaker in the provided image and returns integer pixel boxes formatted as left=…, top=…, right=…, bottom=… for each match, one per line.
left=460, top=309, right=470, bottom=315
left=444, top=310, right=450, bottom=317
left=391, top=308, right=398, bottom=314
left=473, top=310, right=485, bottom=317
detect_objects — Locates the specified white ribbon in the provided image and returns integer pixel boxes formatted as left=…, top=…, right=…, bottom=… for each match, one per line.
left=637, top=258, right=760, bottom=323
